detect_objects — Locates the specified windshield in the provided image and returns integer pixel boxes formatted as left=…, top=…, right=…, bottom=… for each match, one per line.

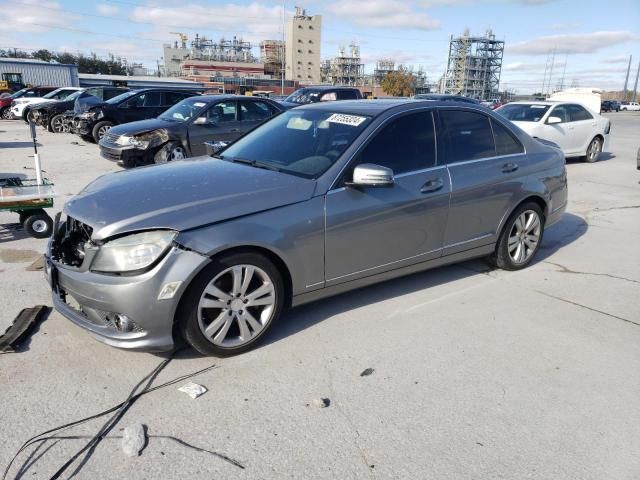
left=284, top=88, right=325, bottom=105
left=220, top=109, right=371, bottom=178
left=43, top=88, right=64, bottom=99
left=496, top=104, right=551, bottom=122
left=11, top=89, right=28, bottom=99
left=106, top=90, right=138, bottom=105
left=65, top=90, right=84, bottom=101
left=159, top=98, right=208, bottom=122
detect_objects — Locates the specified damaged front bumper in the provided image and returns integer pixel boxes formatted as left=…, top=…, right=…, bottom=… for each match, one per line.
left=45, top=233, right=210, bottom=352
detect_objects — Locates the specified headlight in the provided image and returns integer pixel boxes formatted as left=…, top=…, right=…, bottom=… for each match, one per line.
left=91, top=230, right=176, bottom=273
left=116, top=135, right=149, bottom=149
left=81, top=110, right=103, bottom=120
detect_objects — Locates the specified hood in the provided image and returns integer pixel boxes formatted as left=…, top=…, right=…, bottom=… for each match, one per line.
left=109, top=118, right=173, bottom=136
left=276, top=101, right=301, bottom=110
left=64, top=157, right=317, bottom=240
left=510, top=121, right=539, bottom=135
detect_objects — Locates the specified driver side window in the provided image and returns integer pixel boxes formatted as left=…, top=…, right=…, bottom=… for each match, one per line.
left=354, top=111, right=436, bottom=175
left=549, top=105, right=570, bottom=123
left=206, top=102, right=237, bottom=123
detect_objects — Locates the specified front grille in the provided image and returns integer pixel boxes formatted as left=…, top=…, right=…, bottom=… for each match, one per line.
left=51, top=216, right=93, bottom=267
left=100, top=149, right=122, bottom=161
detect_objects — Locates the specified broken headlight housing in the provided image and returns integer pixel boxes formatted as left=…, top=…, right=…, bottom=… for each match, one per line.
left=115, top=130, right=168, bottom=150
left=91, top=230, right=176, bottom=273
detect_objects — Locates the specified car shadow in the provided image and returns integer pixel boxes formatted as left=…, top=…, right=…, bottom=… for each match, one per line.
left=565, top=152, right=615, bottom=164
left=261, top=212, right=588, bottom=351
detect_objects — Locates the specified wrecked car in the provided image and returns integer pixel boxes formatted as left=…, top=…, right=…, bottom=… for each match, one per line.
left=98, top=95, right=283, bottom=168
left=45, top=99, right=567, bottom=357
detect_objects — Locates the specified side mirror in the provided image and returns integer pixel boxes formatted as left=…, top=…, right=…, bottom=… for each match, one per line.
left=347, top=163, right=394, bottom=188
left=547, top=116, right=562, bottom=125
left=205, top=140, right=229, bottom=156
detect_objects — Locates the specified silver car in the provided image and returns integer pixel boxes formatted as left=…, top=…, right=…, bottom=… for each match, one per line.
left=45, top=100, right=568, bottom=356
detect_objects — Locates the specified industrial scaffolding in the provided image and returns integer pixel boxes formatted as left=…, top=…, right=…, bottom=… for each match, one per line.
left=443, top=29, right=504, bottom=99
left=321, top=44, right=364, bottom=86
left=189, top=34, right=257, bottom=63
left=260, top=40, right=284, bottom=78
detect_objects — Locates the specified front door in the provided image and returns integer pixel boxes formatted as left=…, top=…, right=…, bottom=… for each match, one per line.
left=188, top=101, right=240, bottom=156
left=438, top=109, right=528, bottom=254
left=325, top=110, right=451, bottom=285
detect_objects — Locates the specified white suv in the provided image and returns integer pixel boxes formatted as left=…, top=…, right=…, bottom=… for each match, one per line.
left=620, top=102, right=640, bottom=111
left=10, top=87, right=82, bottom=120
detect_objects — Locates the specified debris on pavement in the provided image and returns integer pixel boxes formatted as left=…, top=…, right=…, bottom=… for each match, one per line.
left=178, top=382, right=208, bottom=399
left=0, top=305, right=49, bottom=353
left=25, top=255, right=45, bottom=271
left=360, top=368, right=375, bottom=377
left=121, top=423, right=147, bottom=457
left=309, top=398, right=331, bottom=408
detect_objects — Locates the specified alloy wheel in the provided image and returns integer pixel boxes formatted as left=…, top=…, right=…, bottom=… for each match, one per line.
left=169, top=146, right=186, bottom=162
left=31, top=219, right=49, bottom=233
left=51, top=116, right=65, bottom=133
left=1, top=108, right=10, bottom=120
left=197, top=265, right=276, bottom=348
left=507, top=210, right=541, bottom=264
left=587, top=138, right=602, bottom=162
left=97, top=125, right=111, bottom=139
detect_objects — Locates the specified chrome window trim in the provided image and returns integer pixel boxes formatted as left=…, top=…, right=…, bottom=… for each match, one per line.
left=445, top=152, right=524, bottom=168
left=328, top=247, right=442, bottom=282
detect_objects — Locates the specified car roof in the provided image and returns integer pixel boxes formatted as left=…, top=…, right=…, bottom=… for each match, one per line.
left=186, top=94, right=273, bottom=102
left=295, top=99, right=490, bottom=117
left=295, top=85, right=359, bottom=91
left=505, top=101, right=558, bottom=105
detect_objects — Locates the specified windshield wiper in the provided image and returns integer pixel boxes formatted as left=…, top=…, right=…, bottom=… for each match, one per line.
left=229, top=157, right=281, bottom=172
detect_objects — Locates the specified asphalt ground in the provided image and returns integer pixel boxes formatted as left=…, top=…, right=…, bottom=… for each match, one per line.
left=0, top=113, right=639, bottom=479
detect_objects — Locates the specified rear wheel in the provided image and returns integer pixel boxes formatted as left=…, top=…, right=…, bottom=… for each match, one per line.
left=92, top=121, right=114, bottom=143
left=584, top=137, right=602, bottom=163
left=489, top=202, right=544, bottom=271
left=0, top=107, right=11, bottom=119
left=49, top=114, right=66, bottom=133
left=178, top=252, right=284, bottom=357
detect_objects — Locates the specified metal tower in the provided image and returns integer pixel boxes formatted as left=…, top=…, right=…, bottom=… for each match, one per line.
left=443, top=29, right=504, bottom=99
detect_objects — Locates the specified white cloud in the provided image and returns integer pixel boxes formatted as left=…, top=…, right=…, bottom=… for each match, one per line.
left=3, top=0, right=77, bottom=33
left=328, top=0, right=440, bottom=30
left=508, top=31, right=640, bottom=55
left=97, top=4, right=119, bottom=16
left=602, top=55, right=633, bottom=64
left=130, top=2, right=284, bottom=44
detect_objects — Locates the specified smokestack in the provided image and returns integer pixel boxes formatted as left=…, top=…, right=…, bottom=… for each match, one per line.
left=622, top=54, right=632, bottom=101
left=633, top=61, right=640, bottom=103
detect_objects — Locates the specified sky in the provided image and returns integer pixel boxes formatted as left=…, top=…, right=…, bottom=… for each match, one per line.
left=1, top=0, right=639, bottom=93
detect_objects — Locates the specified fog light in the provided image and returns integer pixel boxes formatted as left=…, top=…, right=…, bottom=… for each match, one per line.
left=107, top=313, right=135, bottom=332
left=158, top=281, right=182, bottom=300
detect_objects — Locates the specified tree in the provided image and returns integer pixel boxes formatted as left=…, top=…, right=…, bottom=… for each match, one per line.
left=32, top=49, right=54, bottom=62
left=381, top=67, right=416, bottom=97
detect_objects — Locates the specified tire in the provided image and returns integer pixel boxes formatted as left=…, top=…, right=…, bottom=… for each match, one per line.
left=154, top=142, right=187, bottom=164
left=488, top=202, right=545, bottom=271
left=25, top=109, right=37, bottom=124
left=23, top=211, right=53, bottom=239
left=0, top=107, right=10, bottom=120
left=92, top=121, right=114, bottom=143
left=177, top=251, right=285, bottom=357
left=584, top=136, right=602, bottom=163
left=49, top=114, right=66, bottom=133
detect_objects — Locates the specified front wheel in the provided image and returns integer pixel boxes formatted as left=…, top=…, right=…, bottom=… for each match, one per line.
left=489, top=202, right=544, bottom=271
left=154, top=142, right=187, bottom=164
left=585, top=137, right=602, bottom=163
left=92, top=121, right=114, bottom=143
left=178, top=252, right=285, bottom=357
left=0, top=107, right=11, bottom=120
left=49, top=114, right=66, bottom=133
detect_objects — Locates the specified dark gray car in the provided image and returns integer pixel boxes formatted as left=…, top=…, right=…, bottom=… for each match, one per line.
left=45, top=100, right=568, bottom=356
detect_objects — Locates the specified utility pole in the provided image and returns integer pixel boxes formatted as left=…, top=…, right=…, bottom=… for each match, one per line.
left=281, top=0, right=285, bottom=96
left=632, top=60, right=639, bottom=102
left=622, top=54, right=632, bottom=101
left=546, top=46, right=557, bottom=95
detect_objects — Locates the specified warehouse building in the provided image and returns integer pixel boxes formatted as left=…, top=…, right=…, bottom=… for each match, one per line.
left=78, top=73, right=204, bottom=90
left=0, top=58, right=79, bottom=89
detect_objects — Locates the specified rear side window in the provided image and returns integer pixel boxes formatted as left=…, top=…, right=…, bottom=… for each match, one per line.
left=338, top=90, right=359, bottom=100
left=567, top=104, right=593, bottom=121
left=438, top=110, right=495, bottom=163
left=491, top=119, right=524, bottom=156
left=356, top=111, right=436, bottom=174
left=240, top=101, right=276, bottom=121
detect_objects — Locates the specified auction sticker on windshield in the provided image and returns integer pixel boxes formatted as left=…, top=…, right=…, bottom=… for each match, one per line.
left=326, top=113, right=367, bottom=127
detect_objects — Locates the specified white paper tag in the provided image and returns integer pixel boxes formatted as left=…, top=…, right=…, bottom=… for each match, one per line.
left=326, top=113, right=367, bottom=127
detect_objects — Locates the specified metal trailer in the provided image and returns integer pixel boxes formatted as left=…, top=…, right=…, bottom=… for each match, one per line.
left=0, top=58, right=79, bottom=89
left=0, top=123, right=55, bottom=238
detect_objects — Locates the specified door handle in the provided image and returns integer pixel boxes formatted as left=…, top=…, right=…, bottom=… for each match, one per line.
left=501, top=162, right=519, bottom=173
left=420, top=178, right=444, bottom=193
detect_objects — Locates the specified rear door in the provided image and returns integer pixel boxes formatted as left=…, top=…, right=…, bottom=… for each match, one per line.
left=438, top=108, right=527, bottom=255
left=325, top=109, right=451, bottom=284
left=540, top=104, right=577, bottom=153
left=188, top=101, right=240, bottom=155
left=566, top=103, right=596, bottom=152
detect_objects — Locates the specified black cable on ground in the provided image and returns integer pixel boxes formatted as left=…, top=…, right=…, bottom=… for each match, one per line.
left=2, top=350, right=236, bottom=479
